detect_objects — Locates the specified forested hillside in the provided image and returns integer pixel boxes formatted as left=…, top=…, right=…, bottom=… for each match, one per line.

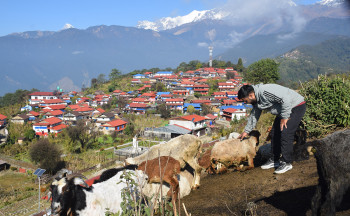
left=277, top=36, right=350, bottom=85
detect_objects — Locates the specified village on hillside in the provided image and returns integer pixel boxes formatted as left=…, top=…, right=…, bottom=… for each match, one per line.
left=0, top=67, right=250, bottom=141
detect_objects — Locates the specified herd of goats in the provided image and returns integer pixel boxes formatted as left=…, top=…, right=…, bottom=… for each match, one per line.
left=47, top=129, right=350, bottom=216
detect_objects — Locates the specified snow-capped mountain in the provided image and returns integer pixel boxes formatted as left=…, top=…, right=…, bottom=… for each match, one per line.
left=317, top=0, right=346, bottom=7
left=62, top=23, right=75, bottom=30
left=137, top=0, right=348, bottom=32
left=137, top=9, right=228, bottom=31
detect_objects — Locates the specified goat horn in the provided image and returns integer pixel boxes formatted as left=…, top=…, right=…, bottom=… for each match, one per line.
left=47, top=191, right=52, bottom=202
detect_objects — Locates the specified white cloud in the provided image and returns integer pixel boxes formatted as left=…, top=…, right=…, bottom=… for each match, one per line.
left=72, top=51, right=84, bottom=55
left=197, top=42, right=209, bottom=47
left=219, top=0, right=306, bottom=34
left=5, top=75, right=21, bottom=86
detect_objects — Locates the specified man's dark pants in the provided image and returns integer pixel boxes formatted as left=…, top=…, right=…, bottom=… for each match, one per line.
left=270, top=103, right=306, bottom=163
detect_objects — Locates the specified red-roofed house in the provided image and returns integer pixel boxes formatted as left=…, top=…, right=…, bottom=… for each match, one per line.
left=173, top=88, right=189, bottom=96
left=180, top=81, right=195, bottom=88
left=193, top=84, right=209, bottom=95
left=128, top=103, right=151, bottom=114
left=132, top=98, right=149, bottom=104
left=102, top=119, right=128, bottom=134
left=75, top=107, right=94, bottom=114
left=45, top=104, right=67, bottom=111
left=165, top=98, right=184, bottom=110
left=227, top=91, right=238, bottom=98
left=183, top=70, right=195, bottom=77
left=222, top=99, right=238, bottom=106
left=141, top=92, right=156, bottom=102
left=169, top=114, right=207, bottom=136
left=33, top=117, right=66, bottom=136
left=131, top=79, right=142, bottom=84
left=222, top=108, right=246, bottom=121
left=27, top=111, right=40, bottom=121
left=45, top=110, right=64, bottom=119
left=218, top=82, right=235, bottom=91
left=0, top=114, right=7, bottom=127
left=113, top=89, right=123, bottom=96
left=213, top=92, right=227, bottom=100
left=40, top=99, right=66, bottom=107
left=29, top=92, right=57, bottom=105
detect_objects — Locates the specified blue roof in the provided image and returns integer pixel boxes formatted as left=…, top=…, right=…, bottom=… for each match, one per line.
left=155, top=71, right=173, bottom=74
left=133, top=74, right=145, bottom=77
left=157, top=92, right=171, bottom=95
left=184, top=103, right=201, bottom=108
left=221, top=104, right=252, bottom=110
left=127, top=91, right=133, bottom=94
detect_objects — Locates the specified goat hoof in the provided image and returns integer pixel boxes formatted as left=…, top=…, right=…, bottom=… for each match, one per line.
left=191, top=185, right=200, bottom=190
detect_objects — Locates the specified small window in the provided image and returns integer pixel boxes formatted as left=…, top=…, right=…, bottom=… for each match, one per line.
left=117, top=126, right=120, bottom=130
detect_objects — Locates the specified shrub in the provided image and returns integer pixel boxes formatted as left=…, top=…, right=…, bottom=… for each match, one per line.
left=29, top=139, right=62, bottom=173
left=299, top=74, right=350, bottom=137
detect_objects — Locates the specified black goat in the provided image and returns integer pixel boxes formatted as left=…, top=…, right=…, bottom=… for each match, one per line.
left=311, top=129, right=350, bottom=216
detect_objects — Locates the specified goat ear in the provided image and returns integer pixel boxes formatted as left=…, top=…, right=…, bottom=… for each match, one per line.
left=73, top=177, right=89, bottom=187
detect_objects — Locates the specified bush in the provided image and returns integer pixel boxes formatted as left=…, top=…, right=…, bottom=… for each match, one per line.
left=299, top=74, right=350, bottom=137
left=29, top=139, right=62, bottom=173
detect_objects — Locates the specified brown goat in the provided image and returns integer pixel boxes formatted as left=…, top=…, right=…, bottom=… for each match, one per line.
left=137, top=156, right=181, bottom=200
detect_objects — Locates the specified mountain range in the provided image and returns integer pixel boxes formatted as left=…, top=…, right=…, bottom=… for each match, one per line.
left=0, top=0, right=349, bottom=96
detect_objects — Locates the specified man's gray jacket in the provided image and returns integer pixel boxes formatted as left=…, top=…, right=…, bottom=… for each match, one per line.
left=244, top=84, right=304, bottom=133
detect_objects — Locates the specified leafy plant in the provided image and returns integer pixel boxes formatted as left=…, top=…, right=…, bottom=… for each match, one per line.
left=299, top=74, right=350, bottom=137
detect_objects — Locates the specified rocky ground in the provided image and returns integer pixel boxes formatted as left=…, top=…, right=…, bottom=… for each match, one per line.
left=181, top=157, right=350, bottom=216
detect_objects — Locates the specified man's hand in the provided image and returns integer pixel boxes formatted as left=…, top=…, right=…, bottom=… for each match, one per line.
left=238, top=132, right=249, bottom=141
left=280, top=118, right=289, bottom=131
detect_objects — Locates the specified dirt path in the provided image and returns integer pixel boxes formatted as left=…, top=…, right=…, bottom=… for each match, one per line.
left=182, top=157, right=350, bottom=216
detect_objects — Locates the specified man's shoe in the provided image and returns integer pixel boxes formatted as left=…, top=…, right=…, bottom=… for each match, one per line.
left=274, top=162, right=293, bottom=174
left=261, top=158, right=280, bottom=170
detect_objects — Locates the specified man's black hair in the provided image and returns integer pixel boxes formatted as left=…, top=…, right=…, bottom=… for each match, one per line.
left=238, top=85, right=254, bottom=100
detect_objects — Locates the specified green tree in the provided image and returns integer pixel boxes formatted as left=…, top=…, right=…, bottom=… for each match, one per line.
left=91, top=78, right=98, bottom=89
left=156, top=103, right=171, bottom=119
left=97, top=73, right=106, bottom=84
left=245, top=58, right=280, bottom=84
left=151, top=82, right=167, bottom=92
left=226, top=72, right=235, bottom=80
left=24, top=128, right=36, bottom=141
left=187, top=105, right=195, bottom=114
left=196, top=62, right=203, bottom=69
left=65, top=120, right=99, bottom=152
left=109, top=68, right=121, bottom=81
left=194, top=92, right=202, bottom=98
left=124, top=124, right=135, bottom=136
left=29, top=139, right=61, bottom=173
left=237, top=58, right=244, bottom=72
left=201, top=103, right=212, bottom=116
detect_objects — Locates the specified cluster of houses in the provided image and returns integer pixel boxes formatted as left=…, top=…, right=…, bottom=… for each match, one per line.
left=0, top=67, right=252, bottom=140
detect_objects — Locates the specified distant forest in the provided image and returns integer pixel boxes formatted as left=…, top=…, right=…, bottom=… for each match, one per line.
left=277, top=37, right=350, bottom=86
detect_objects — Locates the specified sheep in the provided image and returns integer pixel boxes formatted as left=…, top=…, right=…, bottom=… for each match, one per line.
left=209, top=130, right=260, bottom=174
left=125, top=134, right=203, bottom=189
left=49, top=166, right=146, bottom=216
left=311, top=129, right=350, bottom=216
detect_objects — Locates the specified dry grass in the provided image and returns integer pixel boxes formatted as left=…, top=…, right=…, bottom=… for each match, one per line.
left=0, top=170, right=38, bottom=208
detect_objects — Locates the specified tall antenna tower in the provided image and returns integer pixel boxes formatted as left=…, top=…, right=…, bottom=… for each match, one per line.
left=208, top=46, right=213, bottom=67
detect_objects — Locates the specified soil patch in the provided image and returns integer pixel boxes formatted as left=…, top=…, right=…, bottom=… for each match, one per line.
left=182, top=157, right=350, bottom=216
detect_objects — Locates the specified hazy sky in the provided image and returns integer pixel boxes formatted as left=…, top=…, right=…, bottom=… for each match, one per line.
left=0, top=0, right=320, bottom=37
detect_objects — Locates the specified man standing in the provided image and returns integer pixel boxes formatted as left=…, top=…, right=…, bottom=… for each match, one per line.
left=237, top=84, right=306, bottom=174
